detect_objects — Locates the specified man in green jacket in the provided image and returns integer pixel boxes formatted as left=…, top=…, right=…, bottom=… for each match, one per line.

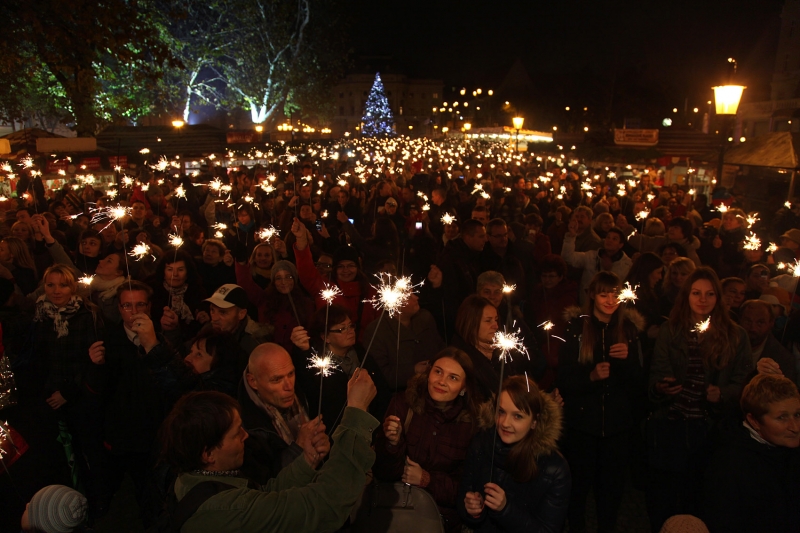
left=160, top=369, right=378, bottom=532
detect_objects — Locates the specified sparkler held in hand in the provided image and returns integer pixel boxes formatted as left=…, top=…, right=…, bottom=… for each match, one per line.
left=308, top=351, right=341, bottom=424
left=320, top=283, right=342, bottom=358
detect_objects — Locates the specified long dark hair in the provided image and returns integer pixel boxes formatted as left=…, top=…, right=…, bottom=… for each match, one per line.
left=626, top=252, right=664, bottom=301
left=669, top=266, right=739, bottom=370
left=455, top=295, right=494, bottom=349
left=579, top=271, right=629, bottom=364
left=503, top=376, right=544, bottom=483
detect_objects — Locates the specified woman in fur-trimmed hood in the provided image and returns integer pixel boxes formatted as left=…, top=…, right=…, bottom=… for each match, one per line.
left=555, top=270, right=645, bottom=533
left=374, top=347, right=494, bottom=532
left=457, top=375, right=570, bottom=532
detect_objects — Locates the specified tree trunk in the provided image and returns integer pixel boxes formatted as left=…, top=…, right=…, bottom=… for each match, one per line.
left=61, top=64, right=98, bottom=137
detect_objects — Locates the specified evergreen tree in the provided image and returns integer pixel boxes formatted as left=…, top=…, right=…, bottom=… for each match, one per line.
left=361, top=72, right=395, bottom=137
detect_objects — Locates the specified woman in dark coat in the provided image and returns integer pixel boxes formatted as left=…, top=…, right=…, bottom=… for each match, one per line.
left=374, top=347, right=493, bottom=531
left=458, top=376, right=571, bottom=532
left=146, top=249, right=206, bottom=335
left=556, top=271, right=644, bottom=533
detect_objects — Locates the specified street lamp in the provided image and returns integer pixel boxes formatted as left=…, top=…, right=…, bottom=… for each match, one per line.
left=512, top=116, right=524, bottom=152
left=171, top=119, right=185, bottom=128
left=463, top=122, right=471, bottom=142
left=712, top=83, right=745, bottom=189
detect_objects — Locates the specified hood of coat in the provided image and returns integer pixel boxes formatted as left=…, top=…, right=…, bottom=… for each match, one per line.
left=528, top=390, right=563, bottom=459
left=562, top=305, right=645, bottom=332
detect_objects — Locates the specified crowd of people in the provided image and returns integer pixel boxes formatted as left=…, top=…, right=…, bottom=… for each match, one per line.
left=2, top=137, right=800, bottom=533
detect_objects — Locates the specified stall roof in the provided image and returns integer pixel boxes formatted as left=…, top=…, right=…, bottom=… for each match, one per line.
left=96, top=125, right=227, bottom=157
left=0, top=128, right=65, bottom=160
left=713, top=132, right=800, bottom=169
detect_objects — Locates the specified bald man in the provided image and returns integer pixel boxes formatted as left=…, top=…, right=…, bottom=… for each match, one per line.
left=238, top=343, right=330, bottom=483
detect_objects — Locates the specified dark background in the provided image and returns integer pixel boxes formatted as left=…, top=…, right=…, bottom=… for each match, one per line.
left=349, top=0, right=784, bottom=128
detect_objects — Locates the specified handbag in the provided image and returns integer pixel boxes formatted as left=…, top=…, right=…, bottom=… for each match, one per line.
left=349, top=481, right=444, bottom=533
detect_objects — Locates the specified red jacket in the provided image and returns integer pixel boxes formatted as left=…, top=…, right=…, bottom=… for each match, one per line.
left=294, top=244, right=379, bottom=338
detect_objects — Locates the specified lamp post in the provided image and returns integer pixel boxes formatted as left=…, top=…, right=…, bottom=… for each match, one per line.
left=712, top=84, right=745, bottom=190
left=463, top=122, right=471, bottom=143
left=512, top=116, right=524, bottom=152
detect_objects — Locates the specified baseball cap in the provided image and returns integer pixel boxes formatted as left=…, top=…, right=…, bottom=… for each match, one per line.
left=204, top=284, right=249, bottom=309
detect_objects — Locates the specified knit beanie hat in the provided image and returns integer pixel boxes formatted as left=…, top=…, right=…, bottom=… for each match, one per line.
left=271, top=260, right=298, bottom=280
left=28, top=485, right=87, bottom=533
left=332, top=245, right=360, bottom=268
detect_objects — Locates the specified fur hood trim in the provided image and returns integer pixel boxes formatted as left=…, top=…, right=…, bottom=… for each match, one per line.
left=530, top=390, right=563, bottom=458
left=563, top=305, right=645, bottom=332
left=405, top=373, right=494, bottom=429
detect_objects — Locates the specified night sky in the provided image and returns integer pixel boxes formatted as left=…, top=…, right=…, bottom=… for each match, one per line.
left=350, top=0, right=783, bottom=128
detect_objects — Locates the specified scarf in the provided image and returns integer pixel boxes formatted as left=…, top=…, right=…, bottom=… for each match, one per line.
left=34, top=295, right=83, bottom=338
left=91, top=275, right=126, bottom=301
left=164, top=281, right=194, bottom=323
left=243, top=369, right=309, bottom=444
left=744, top=419, right=774, bottom=447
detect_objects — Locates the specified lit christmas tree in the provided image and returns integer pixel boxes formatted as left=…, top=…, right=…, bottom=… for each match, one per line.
left=361, top=72, right=395, bottom=137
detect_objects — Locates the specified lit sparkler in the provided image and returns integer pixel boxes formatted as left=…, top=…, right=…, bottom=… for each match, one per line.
left=492, top=329, right=528, bottom=364
left=617, top=282, right=638, bottom=304
left=743, top=233, right=761, bottom=251
left=308, top=353, right=340, bottom=378
left=129, top=242, right=153, bottom=261
left=767, top=242, right=778, bottom=254
left=168, top=232, right=184, bottom=248
left=321, top=283, right=342, bottom=305
left=635, top=209, right=650, bottom=221
left=717, top=204, right=729, bottom=214
left=746, top=213, right=759, bottom=227
left=441, top=213, right=456, bottom=225
left=78, top=275, right=94, bottom=287
left=258, top=226, right=278, bottom=241
left=693, top=317, right=711, bottom=334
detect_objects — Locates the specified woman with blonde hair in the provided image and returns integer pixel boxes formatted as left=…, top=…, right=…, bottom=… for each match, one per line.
left=646, top=266, right=753, bottom=530
left=458, top=375, right=570, bottom=532
left=556, top=271, right=644, bottom=533
left=661, top=256, right=695, bottom=318
left=28, top=263, right=105, bottom=514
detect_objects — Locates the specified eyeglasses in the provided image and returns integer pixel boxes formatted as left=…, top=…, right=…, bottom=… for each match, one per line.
left=120, top=302, right=149, bottom=311
left=274, top=275, right=294, bottom=282
left=316, top=262, right=333, bottom=269
left=337, top=263, right=357, bottom=270
left=328, top=323, right=355, bottom=334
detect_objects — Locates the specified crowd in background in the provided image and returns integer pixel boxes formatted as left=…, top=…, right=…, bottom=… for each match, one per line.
left=2, top=138, right=800, bottom=533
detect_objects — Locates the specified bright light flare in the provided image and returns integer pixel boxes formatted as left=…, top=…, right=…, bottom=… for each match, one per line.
left=743, top=233, right=761, bottom=251
left=441, top=213, right=456, bottom=225
left=617, top=282, right=639, bottom=304
left=78, top=275, right=94, bottom=286
left=693, top=317, right=711, bottom=334
left=308, top=353, right=340, bottom=377
left=492, top=329, right=528, bottom=363
left=321, top=283, right=342, bottom=305
left=129, top=242, right=153, bottom=261
left=168, top=233, right=184, bottom=248
left=258, top=226, right=278, bottom=241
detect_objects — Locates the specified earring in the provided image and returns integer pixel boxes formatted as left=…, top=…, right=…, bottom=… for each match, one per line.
left=459, top=389, right=465, bottom=396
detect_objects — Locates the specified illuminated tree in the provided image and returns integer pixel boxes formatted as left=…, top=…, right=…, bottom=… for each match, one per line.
left=361, top=73, right=395, bottom=137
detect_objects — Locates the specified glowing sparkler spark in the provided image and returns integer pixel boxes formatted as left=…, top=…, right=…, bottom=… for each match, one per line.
left=139, top=148, right=150, bottom=154
left=743, top=233, right=761, bottom=251
left=441, top=213, right=456, bottom=225
left=20, top=156, right=34, bottom=168
left=491, top=329, right=528, bottom=363
left=746, top=213, right=759, bottom=227
left=789, top=259, right=800, bottom=278
left=129, top=242, right=153, bottom=261
left=214, top=231, right=224, bottom=238
left=258, top=226, right=278, bottom=241
left=539, top=320, right=555, bottom=331
left=688, top=188, right=696, bottom=196
left=322, top=210, right=329, bottom=218
left=122, top=176, right=134, bottom=187
left=212, top=223, right=228, bottom=231
left=90, top=204, right=131, bottom=232
left=78, top=275, right=94, bottom=286
left=106, top=189, right=118, bottom=199
left=786, top=201, right=792, bottom=209
left=693, top=317, right=711, bottom=334
left=210, top=178, right=222, bottom=192
left=58, top=169, right=66, bottom=176
left=141, top=183, right=150, bottom=192
left=767, top=242, right=778, bottom=254
left=717, top=204, right=729, bottom=214
left=635, top=210, right=650, bottom=221
left=168, top=233, right=184, bottom=248
left=174, top=185, right=186, bottom=199
left=502, top=284, right=516, bottom=295
left=422, top=203, right=430, bottom=211
left=153, top=156, right=169, bottom=172
left=0, top=163, right=11, bottom=173
left=286, top=154, right=299, bottom=164
left=321, top=283, right=342, bottom=305
left=365, top=274, right=411, bottom=317
left=617, top=282, right=639, bottom=304
left=308, top=353, right=340, bottom=377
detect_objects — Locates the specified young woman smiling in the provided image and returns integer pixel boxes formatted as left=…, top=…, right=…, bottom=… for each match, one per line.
left=646, top=266, right=753, bottom=531
left=458, top=376, right=570, bottom=532
left=556, top=271, right=644, bottom=533
left=374, top=348, right=492, bottom=532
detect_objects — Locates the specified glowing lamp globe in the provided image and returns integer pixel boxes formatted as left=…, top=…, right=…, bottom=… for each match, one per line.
left=512, top=116, right=524, bottom=130
left=712, top=85, right=746, bottom=115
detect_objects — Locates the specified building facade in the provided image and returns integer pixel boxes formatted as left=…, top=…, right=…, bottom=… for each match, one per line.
left=331, top=72, right=443, bottom=137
